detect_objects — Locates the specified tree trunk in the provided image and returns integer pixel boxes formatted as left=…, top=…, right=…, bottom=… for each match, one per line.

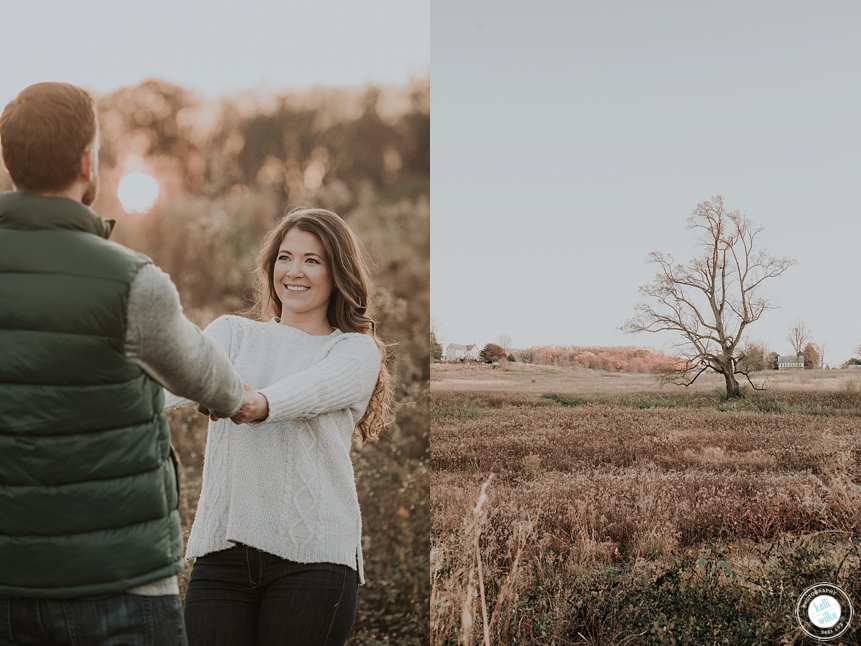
left=724, top=370, right=742, bottom=399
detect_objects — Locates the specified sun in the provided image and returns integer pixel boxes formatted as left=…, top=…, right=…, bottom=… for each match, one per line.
left=118, top=171, right=159, bottom=213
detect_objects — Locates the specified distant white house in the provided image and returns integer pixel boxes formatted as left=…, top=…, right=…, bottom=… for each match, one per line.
left=777, top=354, right=803, bottom=370
left=446, top=343, right=481, bottom=361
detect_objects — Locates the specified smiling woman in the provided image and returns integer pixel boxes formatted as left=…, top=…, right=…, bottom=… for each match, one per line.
left=117, top=171, right=159, bottom=213
left=164, top=206, right=394, bottom=646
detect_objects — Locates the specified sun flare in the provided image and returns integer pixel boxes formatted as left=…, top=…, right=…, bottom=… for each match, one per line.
left=118, top=172, right=159, bottom=213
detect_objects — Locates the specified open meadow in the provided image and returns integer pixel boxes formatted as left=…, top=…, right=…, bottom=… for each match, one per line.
left=431, top=362, right=861, bottom=644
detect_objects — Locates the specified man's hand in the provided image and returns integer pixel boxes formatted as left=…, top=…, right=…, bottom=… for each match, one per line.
left=196, top=403, right=219, bottom=422
left=230, top=384, right=270, bottom=425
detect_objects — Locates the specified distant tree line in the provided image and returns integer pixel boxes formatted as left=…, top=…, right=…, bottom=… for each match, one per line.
left=737, top=342, right=822, bottom=372
left=512, top=345, right=682, bottom=373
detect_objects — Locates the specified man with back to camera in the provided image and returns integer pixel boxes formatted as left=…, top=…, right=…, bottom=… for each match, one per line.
left=0, top=82, right=252, bottom=644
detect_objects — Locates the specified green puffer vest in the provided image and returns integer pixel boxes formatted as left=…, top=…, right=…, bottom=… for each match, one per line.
left=0, top=191, right=183, bottom=598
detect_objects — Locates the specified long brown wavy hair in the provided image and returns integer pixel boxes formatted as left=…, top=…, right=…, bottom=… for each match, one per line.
left=251, top=207, right=393, bottom=442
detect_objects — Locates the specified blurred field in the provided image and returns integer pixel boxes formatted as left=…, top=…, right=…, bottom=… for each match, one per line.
left=431, top=363, right=861, bottom=644
left=2, top=78, right=428, bottom=644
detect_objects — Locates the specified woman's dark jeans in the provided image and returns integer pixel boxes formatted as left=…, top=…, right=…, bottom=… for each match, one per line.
left=183, top=545, right=357, bottom=646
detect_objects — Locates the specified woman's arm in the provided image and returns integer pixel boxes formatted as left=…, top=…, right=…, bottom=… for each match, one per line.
left=251, top=333, right=382, bottom=424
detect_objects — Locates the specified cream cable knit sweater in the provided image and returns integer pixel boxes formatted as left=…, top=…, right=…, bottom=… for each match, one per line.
left=164, top=315, right=381, bottom=583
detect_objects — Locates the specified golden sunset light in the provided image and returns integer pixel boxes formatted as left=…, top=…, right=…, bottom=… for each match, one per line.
left=117, top=171, right=159, bottom=213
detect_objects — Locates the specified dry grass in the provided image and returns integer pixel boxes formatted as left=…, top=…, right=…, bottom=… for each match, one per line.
left=431, top=364, right=861, bottom=644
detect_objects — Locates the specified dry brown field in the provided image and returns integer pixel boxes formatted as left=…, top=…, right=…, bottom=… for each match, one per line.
left=431, top=363, right=861, bottom=645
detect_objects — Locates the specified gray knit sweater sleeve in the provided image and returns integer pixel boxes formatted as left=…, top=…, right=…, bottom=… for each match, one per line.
left=258, top=333, right=381, bottom=423
left=124, top=264, right=244, bottom=417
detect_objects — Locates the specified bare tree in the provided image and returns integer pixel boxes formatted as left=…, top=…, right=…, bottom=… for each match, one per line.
left=785, top=320, right=812, bottom=359
left=430, top=330, right=443, bottom=361
left=430, top=316, right=447, bottom=361
left=431, top=316, right=446, bottom=346
left=494, top=333, right=513, bottom=353
left=622, top=196, right=796, bottom=399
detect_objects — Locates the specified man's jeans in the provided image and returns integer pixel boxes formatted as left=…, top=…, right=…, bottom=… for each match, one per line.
left=183, top=545, right=358, bottom=646
left=0, top=593, right=186, bottom=645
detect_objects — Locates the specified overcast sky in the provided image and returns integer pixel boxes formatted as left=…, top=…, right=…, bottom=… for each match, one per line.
left=432, top=0, right=861, bottom=365
left=0, top=0, right=429, bottom=105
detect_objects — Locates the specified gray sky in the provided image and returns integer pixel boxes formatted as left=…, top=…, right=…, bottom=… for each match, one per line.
left=0, top=0, right=429, bottom=105
left=432, top=0, right=861, bottom=365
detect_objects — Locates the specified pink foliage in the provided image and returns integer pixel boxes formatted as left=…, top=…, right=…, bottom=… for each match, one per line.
left=516, top=345, right=682, bottom=373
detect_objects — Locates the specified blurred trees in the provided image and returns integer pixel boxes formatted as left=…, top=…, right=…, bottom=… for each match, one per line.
left=94, top=75, right=429, bottom=208
left=97, top=80, right=206, bottom=192
left=211, top=80, right=427, bottom=210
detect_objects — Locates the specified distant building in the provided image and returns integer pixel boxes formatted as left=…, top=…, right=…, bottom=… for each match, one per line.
left=777, top=355, right=803, bottom=370
left=445, top=343, right=481, bottom=361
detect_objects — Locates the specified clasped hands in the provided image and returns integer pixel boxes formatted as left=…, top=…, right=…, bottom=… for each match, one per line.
left=197, top=384, right=270, bottom=424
